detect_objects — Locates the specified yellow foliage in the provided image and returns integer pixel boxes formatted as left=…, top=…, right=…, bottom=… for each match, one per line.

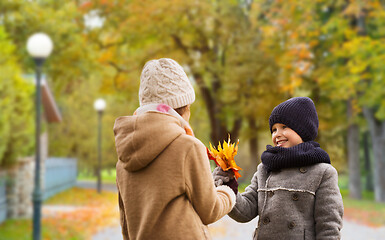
left=342, top=2, right=362, bottom=17
left=208, top=136, right=242, bottom=179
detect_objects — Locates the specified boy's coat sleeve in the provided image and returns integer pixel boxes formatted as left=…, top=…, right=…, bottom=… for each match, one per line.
left=314, top=166, right=344, bottom=239
left=228, top=171, right=259, bottom=223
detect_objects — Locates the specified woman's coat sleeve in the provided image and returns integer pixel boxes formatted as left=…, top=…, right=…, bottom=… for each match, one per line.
left=184, top=140, right=236, bottom=225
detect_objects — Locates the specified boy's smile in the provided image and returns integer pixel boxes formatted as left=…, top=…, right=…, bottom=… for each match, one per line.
left=272, top=123, right=303, bottom=148
left=276, top=139, right=288, bottom=147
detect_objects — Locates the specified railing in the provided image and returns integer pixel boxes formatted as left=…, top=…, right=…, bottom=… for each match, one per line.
left=0, top=158, right=77, bottom=223
left=0, top=171, right=6, bottom=224
left=44, top=157, right=77, bottom=200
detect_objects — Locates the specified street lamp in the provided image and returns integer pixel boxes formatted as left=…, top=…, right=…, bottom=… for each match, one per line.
left=93, top=98, right=106, bottom=193
left=27, top=32, right=53, bottom=240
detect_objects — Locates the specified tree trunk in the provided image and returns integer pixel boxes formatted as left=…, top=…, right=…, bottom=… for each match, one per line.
left=363, top=131, right=374, bottom=191
left=248, top=117, right=259, bottom=170
left=347, top=100, right=361, bottom=199
left=363, top=107, right=385, bottom=202
left=193, top=73, right=242, bottom=144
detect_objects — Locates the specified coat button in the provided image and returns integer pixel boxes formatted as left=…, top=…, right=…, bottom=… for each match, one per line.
left=292, top=193, right=299, bottom=201
left=262, top=217, right=270, bottom=225
left=288, top=221, right=296, bottom=229
left=268, top=191, right=274, bottom=197
left=299, top=167, right=307, bottom=173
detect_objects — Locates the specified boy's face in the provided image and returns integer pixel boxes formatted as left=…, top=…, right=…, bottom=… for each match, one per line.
left=271, top=123, right=303, bottom=148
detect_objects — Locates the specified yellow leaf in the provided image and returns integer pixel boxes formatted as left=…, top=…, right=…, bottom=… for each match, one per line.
left=208, top=135, right=242, bottom=179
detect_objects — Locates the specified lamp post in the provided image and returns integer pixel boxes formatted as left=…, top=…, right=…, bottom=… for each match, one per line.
left=27, top=33, right=53, bottom=240
left=93, top=98, right=106, bottom=193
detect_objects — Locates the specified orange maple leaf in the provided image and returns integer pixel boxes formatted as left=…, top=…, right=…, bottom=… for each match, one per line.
left=207, top=136, right=242, bottom=179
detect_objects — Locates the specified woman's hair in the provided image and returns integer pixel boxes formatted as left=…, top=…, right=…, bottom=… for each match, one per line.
left=174, top=105, right=189, bottom=116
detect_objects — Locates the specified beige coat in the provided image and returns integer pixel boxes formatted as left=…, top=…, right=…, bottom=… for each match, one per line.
left=229, top=163, right=344, bottom=240
left=114, top=112, right=235, bottom=240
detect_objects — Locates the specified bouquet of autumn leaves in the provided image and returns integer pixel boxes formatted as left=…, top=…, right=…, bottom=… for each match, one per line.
left=207, top=136, right=242, bottom=180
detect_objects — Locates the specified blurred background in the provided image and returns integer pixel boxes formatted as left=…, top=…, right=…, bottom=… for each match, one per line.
left=1, top=0, right=385, bottom=239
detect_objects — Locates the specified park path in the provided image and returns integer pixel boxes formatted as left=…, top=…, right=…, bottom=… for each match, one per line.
left=74, top=181, right=385, bottom=240
left=92, top=216, right=385, bottom=240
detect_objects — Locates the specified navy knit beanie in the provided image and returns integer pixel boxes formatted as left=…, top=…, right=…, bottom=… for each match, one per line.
left=269, top=97, right=319, bottom=142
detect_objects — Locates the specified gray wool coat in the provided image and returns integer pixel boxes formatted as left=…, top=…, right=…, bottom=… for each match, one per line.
left=229, top=163, right=344, bottom=240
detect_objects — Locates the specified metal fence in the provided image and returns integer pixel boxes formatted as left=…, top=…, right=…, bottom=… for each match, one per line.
left=0, top=158, right=77, bottom=224
left=44, top=157, right=77, bottom=200
left=0, top=172, right=6, bottom=224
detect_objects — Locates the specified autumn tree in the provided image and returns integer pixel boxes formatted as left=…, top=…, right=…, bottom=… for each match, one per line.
left=247, top=0, right=348, bottom=172
left=0, top=26, right=34, bottom=167
left=85, top=1, right=282, bottom=177
left=0, top=0, right=124, bottom=171
left=262, top=0, right=385, bottom=202
left=313, top=0, right=385, bottom=202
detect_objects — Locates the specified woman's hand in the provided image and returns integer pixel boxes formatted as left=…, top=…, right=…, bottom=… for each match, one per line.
left=212, top=166, right=238, bottom=194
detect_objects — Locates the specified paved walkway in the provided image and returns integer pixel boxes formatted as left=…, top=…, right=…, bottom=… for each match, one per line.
left=92, top=216, right=385, bottom=240
left=74, top=181, right=385, bottom=240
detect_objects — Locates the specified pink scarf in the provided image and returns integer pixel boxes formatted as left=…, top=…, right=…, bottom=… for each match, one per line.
left=134, top=103, right=194, bottom=137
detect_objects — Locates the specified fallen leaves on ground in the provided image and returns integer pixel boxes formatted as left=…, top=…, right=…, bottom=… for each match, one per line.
left=344, top=207, right=385, bottom=227
left=42, top=187, right=119, bottom=240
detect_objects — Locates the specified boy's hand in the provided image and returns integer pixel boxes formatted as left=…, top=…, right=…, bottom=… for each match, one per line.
left=212, top=167, right=238, bottom=194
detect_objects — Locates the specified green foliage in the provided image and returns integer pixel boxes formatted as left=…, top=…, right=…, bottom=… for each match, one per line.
left=0, top=0, right=95, bottom=93
left=47, top=79, right=130, bottom=171
left=0, top=26, right=34, bottom=167
left=77, top=168, right=116, bottom=183
left=1, top=0, right=131, bottom=171
left=0, top=219, right=33, bottom=240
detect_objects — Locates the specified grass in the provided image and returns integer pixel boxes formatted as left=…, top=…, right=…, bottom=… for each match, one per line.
left=238, top=182, right=249, bottom=192
left=0, top=188, right=119, bottom=240
left=77, top=169, right=116, bottom=183
left=341, top=189, right=385, bottom=227
left=0, top=219, right=74, bottom=240
left=337, top=174, right=385, bottom=227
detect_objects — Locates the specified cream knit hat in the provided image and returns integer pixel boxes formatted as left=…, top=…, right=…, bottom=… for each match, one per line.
left=139, top=58, right=195, bottom=109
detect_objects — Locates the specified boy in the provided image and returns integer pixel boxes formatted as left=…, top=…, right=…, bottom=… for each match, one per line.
left=214, top=97, right=344, bottom=239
